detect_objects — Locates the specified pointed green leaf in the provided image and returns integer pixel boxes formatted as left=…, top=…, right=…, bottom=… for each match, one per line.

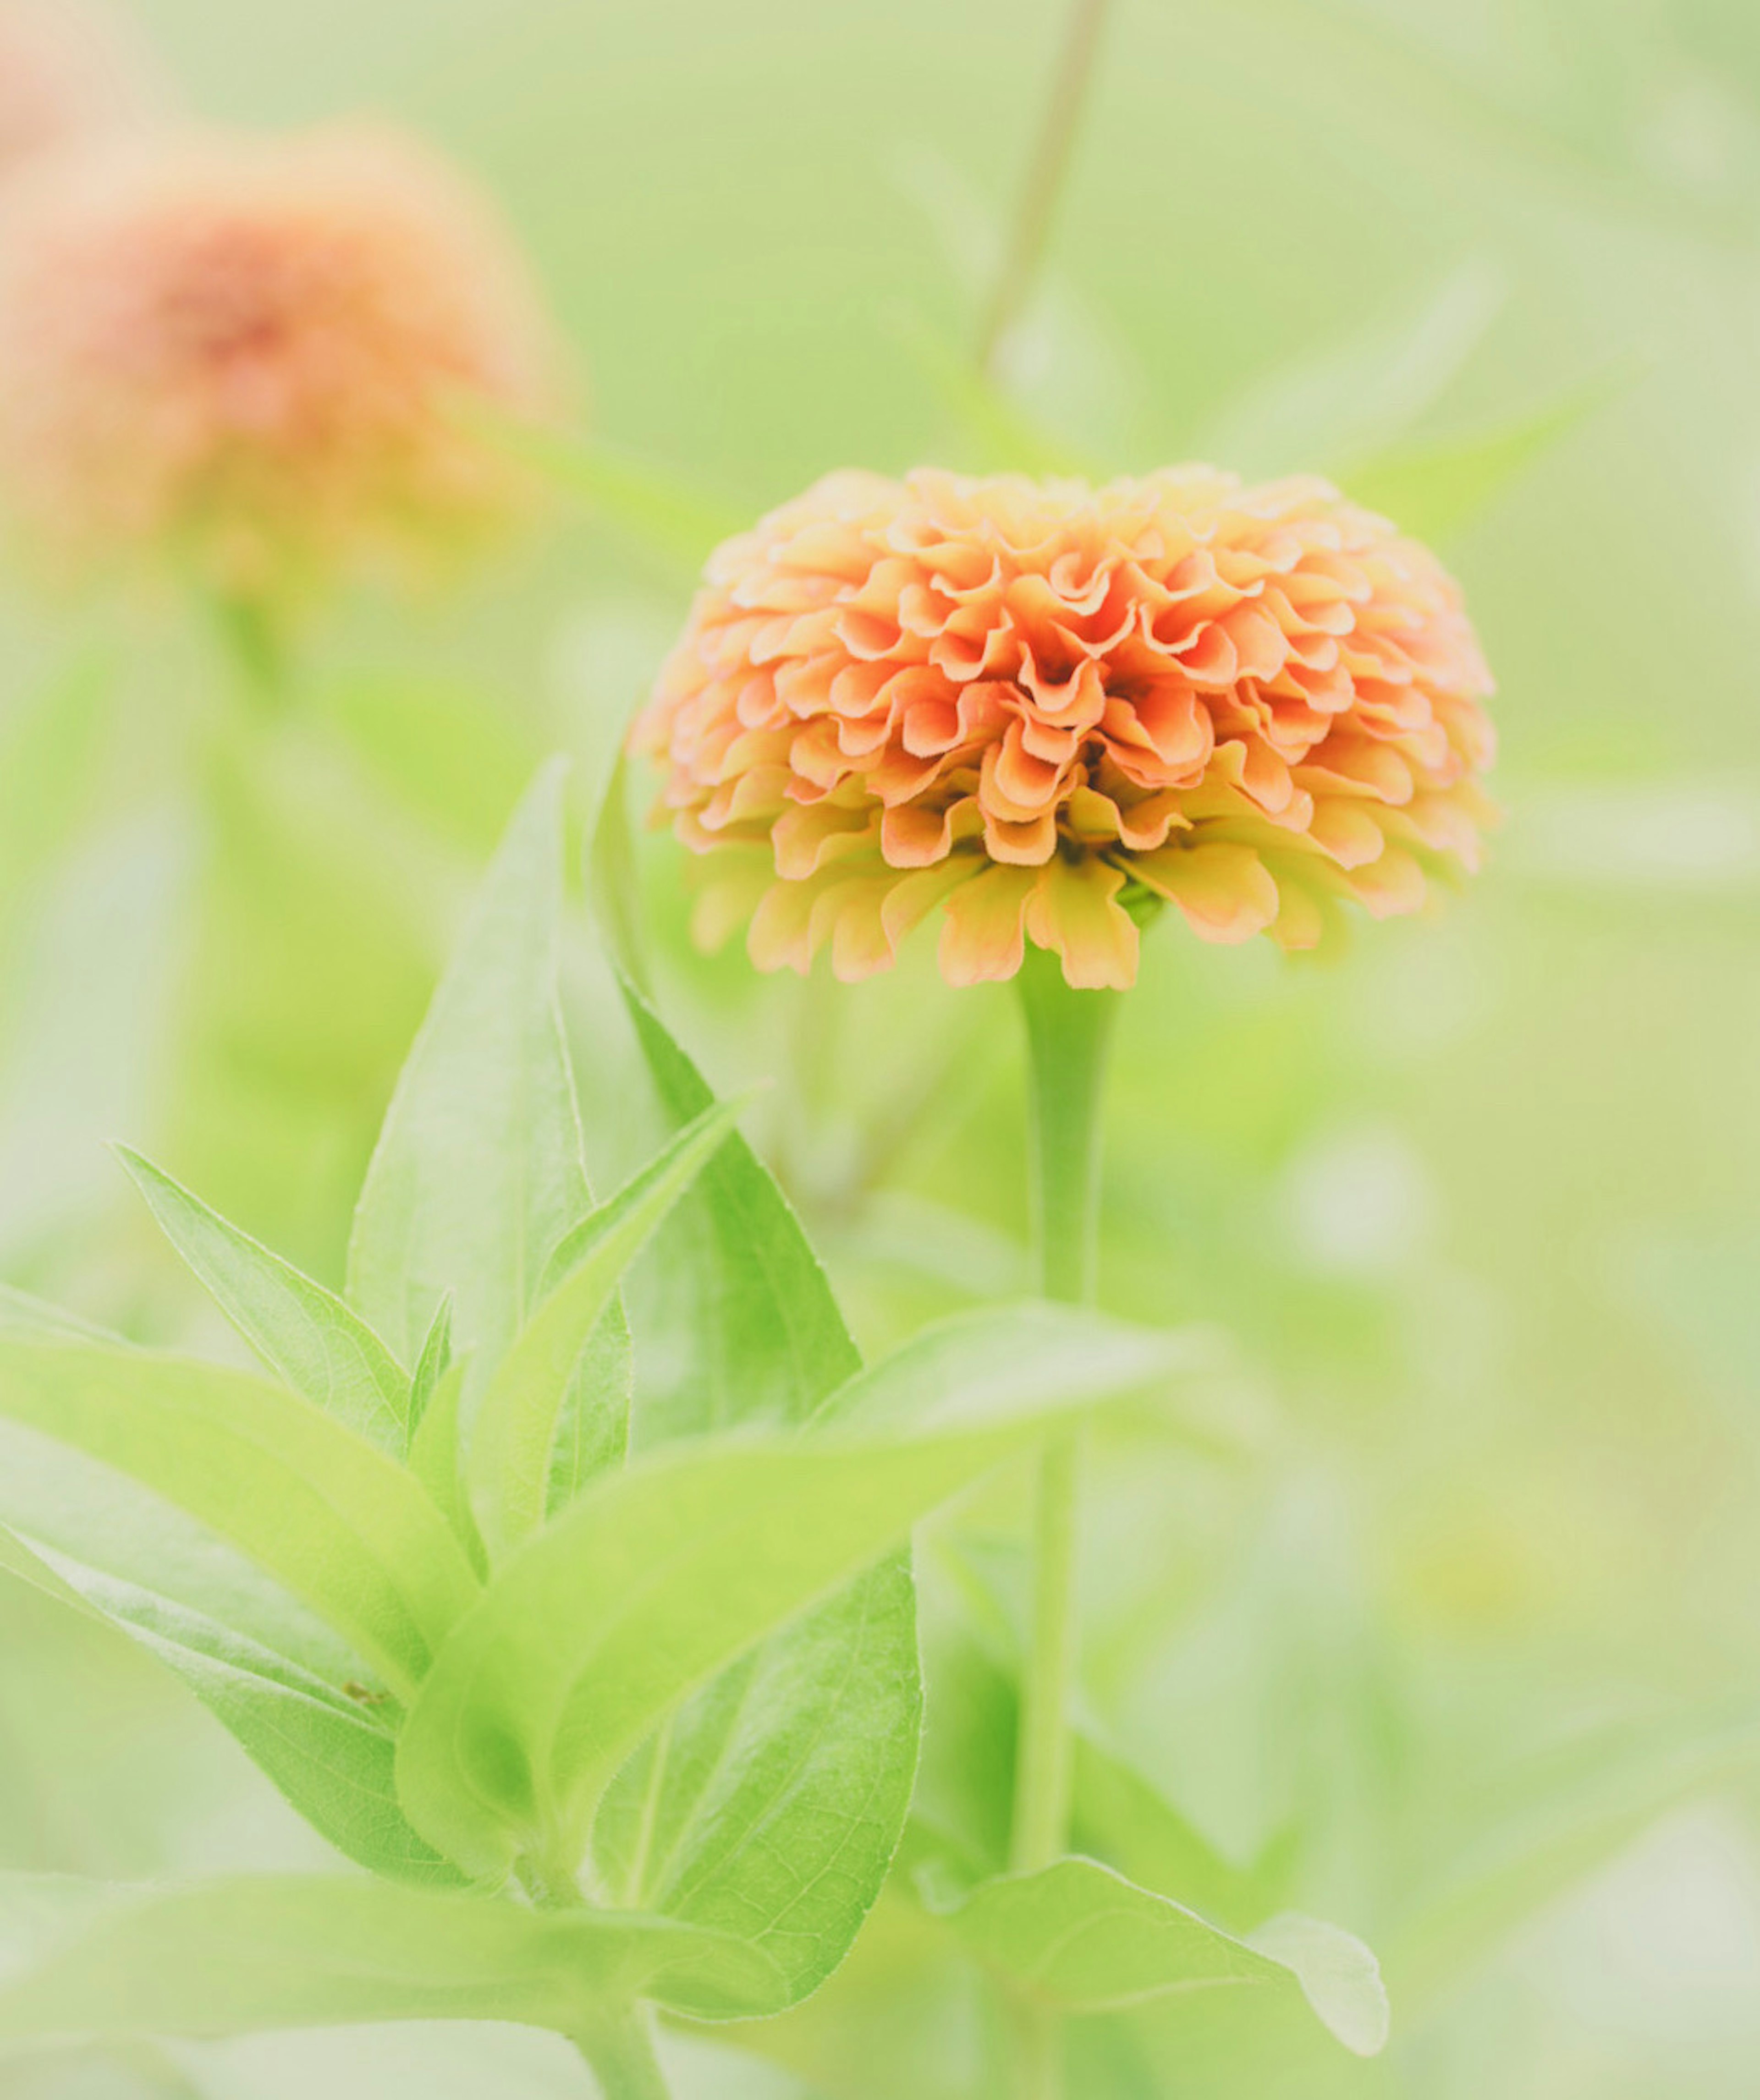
left=815, top=1301, right=1215, bottom=1438
left=594, top=1555, right=921, bottom=2012
left=588, top=749, right=651, bottom=994
left=0, top=1410, right=355, bottom=1684
left=622, top=980, right=861, bottom=1442
left=0, top=651, right=111, bottom=992
left=407, top=1358, right=483, bottom=1577
left=543, top=1302, right=633, bottom=1523
left=0, top=1285, right=121, bottom=1344
left=910, top=1562, right=1290, bottom=1923
left=396, top=1309, right=1186, bottom=1881
left=610, top=990, right=922, bottom=2011
left=407, top=1296, right=454, bottom=1440
left=1341, top=362, right=1630, bottom=544
left=468, top=409, right=746, bottom=572
left=119, top=1147, right=409, bottom=1457
left=938, top=1859, right=1388, bottom=2056
left=0, top=1873, right=787, bottom=2043
left=0, top=1523, right=457, bottom=1886
left=0, top=1336, right=478, bottom=1701
left=347, top=758, right=592, bottom=1370
left=467, top=1099, right=744, bottom=1563
left=1391, top=1703, right=1760, bottom=2014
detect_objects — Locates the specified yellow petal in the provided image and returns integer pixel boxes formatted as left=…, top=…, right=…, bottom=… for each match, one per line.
left=1023, top=856, right=1139, bottom=990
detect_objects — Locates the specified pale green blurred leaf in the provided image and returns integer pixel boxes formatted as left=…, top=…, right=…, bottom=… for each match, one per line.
left=0, top=1873, right=786, bottom=2043
left=0, top=655, right=111, bottom=991
left=1341, top=363, right=1629, bottom=543
left=0, top=1336, right=478, bottom=1701
left=1391, top=1704, right=1760, bottom=2012
left=466, top=1098, right=743, bottom=1562
left=119, top=1148, right=410, bottom=1458
left=937, top=1858, right=1387, bottom=2055
left=1202, top=258, right=1504, bottom=477
left=0, top=1522, right=457, bottom=1887
left=469, top=409, right=744, bottom=573
left=884, top=308, right=1089, bottom=478
left=314, top=674, right=543, bottom=858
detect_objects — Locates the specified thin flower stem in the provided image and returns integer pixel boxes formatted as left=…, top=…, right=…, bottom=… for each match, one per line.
left=1012, top=950, right=1118, bottom=1866
left=574, top=2011, right=671, bottom=2100
left=1010, top=947, right=1118, bottom=2100
left=206, top=587, right=291, bottom=719
left=975, top=0, right=1115, bottom=378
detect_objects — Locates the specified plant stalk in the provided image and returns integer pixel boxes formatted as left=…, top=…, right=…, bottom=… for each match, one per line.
left=1011, top=947, right=1119, bottom=1876
left=575, top=2010, right=671, bottom=2100
left=975, top=0, right=1115, bottom=378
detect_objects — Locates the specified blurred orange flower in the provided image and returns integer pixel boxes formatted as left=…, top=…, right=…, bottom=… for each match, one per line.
left=0, top=0, right=163, bottom=181
left=0, top=124, right=558, bottom=599
left=634, top=467, right=1496, bottom=989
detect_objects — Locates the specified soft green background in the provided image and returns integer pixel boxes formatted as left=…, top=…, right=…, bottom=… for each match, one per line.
left=2, top=1, right=1759, bottom=2095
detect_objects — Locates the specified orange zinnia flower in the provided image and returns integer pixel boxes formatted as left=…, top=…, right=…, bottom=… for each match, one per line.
left=0, top=124, right=557, bottom=598
left=634, top=468, right=1496, bottom=990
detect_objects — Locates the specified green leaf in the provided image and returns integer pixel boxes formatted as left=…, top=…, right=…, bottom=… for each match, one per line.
left=407, top=1296, right=454, bottom=1440
left=622, top=980, right=861, bottom=1444
left=468, top=408, right=746, bottom=573
left=588, top=750, right=650, bottom=995
left=911, top=1558, right=1292, bottom=1924
left=0, top=1336, right=479, bottom=1701
left=347, top=758, right=593, bottom=1371
left=936, top=1859, right=1388, bottom=2056
left=817, top=1301, right=1213, bottom=1438
left=594, top=1555, right=922, bottom=2012
left=1204, top=258, right=1505, bottom=479
left=883, top=307, right=1093, bottom=479
left=407, top=1358, right=481, bottom=1569
left=1340, top=362, right=1631, bottom=544
left=543, top=1303, right=634, bottom=1524
left=0, top=1522, right=458, bottom=1886
left=0, top=1412, right=355, bottom=1684
left=0, top=652, right=111, bottom=997
left=1390, top=1703, right=1760, bottom=2014
left=608, top=989, right=921, bottom=2011
left=396, top=1308, right=1186, bottom=1881
left=0, top=1873, right=787, bottom=2043
left=314, top=672, right=545, bottom=858
left=0, top=1285, right=121, bottom=1344
left=466, top=1099, right=745, bottom=1563
left=119, top=1147, right=410, bottom=1458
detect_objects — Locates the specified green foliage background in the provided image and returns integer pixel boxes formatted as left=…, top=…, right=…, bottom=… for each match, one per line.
left=2, top=1, right=1759, bottom=2095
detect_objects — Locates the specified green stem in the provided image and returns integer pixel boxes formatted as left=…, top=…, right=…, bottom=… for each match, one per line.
left=1011, top=954, right=1118, bottom=1850
left=1010, top=947, right=1118, bottom=2099
left=975, top=0, right=1116, bottom=377
left=205, top=586, right=292, bottom=719
left=574, top=2010, right=671, bottom=2100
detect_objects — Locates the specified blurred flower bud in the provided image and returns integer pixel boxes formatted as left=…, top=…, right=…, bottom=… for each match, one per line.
left=0, top=0, right=165, bottom=181
left=0, top=123, right=561, bottom=609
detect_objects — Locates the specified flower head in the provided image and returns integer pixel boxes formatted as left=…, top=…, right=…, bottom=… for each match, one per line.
left=0, top=124, right=558, bottom=597
left=634, top=467, right=1496, bottom=989
left=0, top=0, right=163, bottom=181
